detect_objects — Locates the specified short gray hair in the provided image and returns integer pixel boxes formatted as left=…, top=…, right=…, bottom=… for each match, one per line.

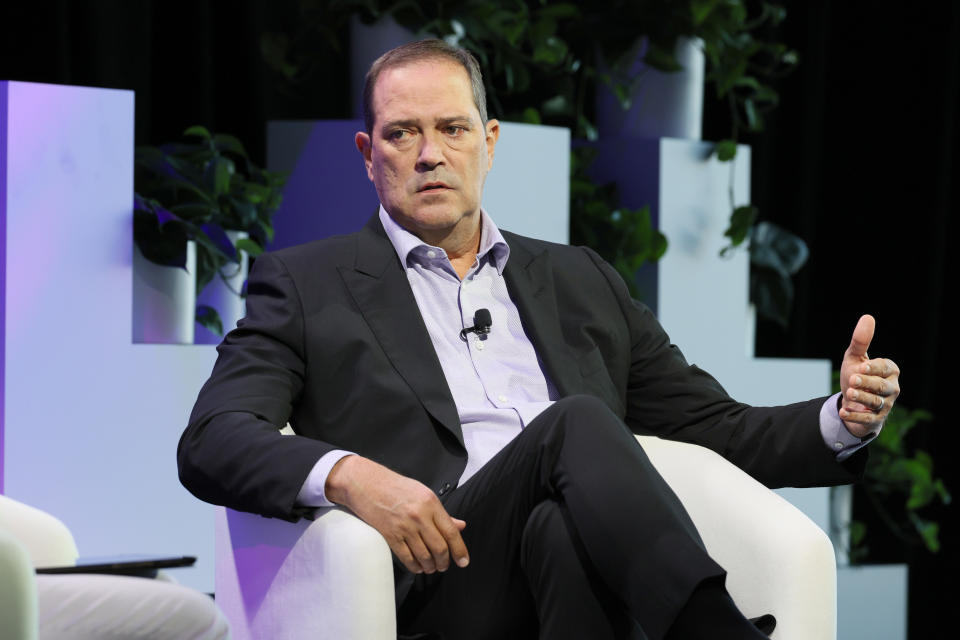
left=362, top=39, right=488, bottom=133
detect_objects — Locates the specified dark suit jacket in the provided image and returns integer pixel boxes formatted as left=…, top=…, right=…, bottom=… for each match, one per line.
left=178, top=215, right=863, bottom=521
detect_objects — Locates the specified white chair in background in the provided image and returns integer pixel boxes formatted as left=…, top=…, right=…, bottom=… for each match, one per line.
left=0, top=494, right=229, bottom=640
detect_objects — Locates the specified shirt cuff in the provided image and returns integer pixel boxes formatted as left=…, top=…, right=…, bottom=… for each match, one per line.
left=820, top=392, right=879, bottom=461
left=296, top=450, right=356, bottom=508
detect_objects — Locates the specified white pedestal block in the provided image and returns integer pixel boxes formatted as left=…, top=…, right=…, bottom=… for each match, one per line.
left=610, top=137, right=834, bottom=531
left=195, top=231, right=248, bottom=344
left=1, top=81, right=217, bottom=592
left=132, top=241, right=196, bottom=344
left=838, top=565, right=908, bottom=640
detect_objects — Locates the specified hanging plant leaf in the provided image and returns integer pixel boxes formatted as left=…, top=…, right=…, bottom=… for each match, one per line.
left=714, top=139, right=738, bottom=161
left=204, top=155, right=236, bottom=198
left=750, top=221, right=809, bottom=274
left=196, top=304, right=224, bottom=336
left=234, top=237, right=265, bottom=258
left=213, top=133, right=249, bottom=157
left=749, top=265, right=792, bottom=327
left=721, top=204, right=758, bottom=253
left=133, top=195, right=190, bottom=268
left=183, top=125, right=213, bottom=141
left=199, top=223, right=239, bottom=262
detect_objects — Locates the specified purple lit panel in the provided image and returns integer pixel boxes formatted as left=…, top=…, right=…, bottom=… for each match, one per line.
left=1, top=81, right=217, bottom=592
left=267, top=121, right=378, bottom=250
left=0, top=81, right=8, bottom=492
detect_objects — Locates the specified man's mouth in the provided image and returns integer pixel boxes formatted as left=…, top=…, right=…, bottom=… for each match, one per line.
left=418, top=182, right=451, bottom=192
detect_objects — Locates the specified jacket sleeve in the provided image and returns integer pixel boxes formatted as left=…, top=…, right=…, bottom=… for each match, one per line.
left=177, top=253, right=336, bottom=521
left=581, top=247, right=865, bottom=489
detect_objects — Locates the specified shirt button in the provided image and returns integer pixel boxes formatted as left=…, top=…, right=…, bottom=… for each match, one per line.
left=834, top=442, right=844, bottom=450
left=475, top=341, right=485, bottom=351
left=498, top=394, right=508, bottom=402
left=426, top=250, right=437, bottom=259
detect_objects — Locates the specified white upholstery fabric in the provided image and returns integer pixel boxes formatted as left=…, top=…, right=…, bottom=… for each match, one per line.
left=34, top=573, right=229, bottom=640
left=215, top=436, right=837, bottom=639
left=1, top=528, right=39, bottom=640
left=215, top=506, right=396, bottom=640
left=636, top=436, right=837, bottom=640
left=0, top=495, right=78, bottom=569
left=0, top=495, right=229, bottom=640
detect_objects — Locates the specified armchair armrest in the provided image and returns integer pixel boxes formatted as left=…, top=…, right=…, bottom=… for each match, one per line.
left=636, top=435, right=836, bottom=640
left=0, top=494, right=78, bottom=568
left=215, top=506, right=396, bottom=640
left=0, top=529, right=38, bottom=640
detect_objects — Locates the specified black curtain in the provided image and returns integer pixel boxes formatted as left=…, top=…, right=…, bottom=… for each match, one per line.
left=2, top=2, right=956, bottom=637
left=0, top=1, right=350, bottom=163
left=705, top=4, right=959, bottom=637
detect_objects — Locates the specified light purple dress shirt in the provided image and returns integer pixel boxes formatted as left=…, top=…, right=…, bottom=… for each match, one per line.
left=296, top=207, right=873, bottom=507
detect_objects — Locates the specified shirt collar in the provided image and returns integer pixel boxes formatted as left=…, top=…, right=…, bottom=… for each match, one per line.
left=379, top=205, right=510, bottom=275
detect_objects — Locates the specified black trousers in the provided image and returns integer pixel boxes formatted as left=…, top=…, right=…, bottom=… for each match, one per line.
left=397, top=395, right=727, bottom=640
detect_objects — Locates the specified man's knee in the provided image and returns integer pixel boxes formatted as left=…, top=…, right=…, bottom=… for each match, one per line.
left=548, top=395, right=633, bottom=444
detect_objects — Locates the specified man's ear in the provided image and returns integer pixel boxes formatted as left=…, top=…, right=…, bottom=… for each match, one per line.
left=484, top=119, right=500, bottom=170
left=355, top=131, right=374, bottom=181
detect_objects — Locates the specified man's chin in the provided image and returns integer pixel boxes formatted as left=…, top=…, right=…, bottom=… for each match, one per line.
left=388, top=205, right=479, bottom=241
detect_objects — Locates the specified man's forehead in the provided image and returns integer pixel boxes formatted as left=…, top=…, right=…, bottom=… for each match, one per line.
left=372, top=59, right=477, bottom=121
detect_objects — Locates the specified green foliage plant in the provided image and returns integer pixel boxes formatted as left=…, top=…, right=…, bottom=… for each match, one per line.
left=853, top=405, right=951, bottom=559
left=569, top=147, right=667, bottom=296
left=134, top=126, right=288, bottom=335
left=830, top=372, right=951, bottom=561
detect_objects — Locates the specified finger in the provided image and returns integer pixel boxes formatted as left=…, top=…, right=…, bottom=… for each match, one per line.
left=839, top=407, right=885, bottom=430
left=848, top=374, right=900, bottom=403
left=846, top=388, right=887, bottom=411
left=390, top=539, right=423, bottom=575
left=860, top=357, right=900, bottom=379
left=418, top=524, right=452, bottom=572
left=436, top=514, right=470, bottom=568
left=406, top=533, right=437, bottom=574
left=845, top=314, right=875, bottom=360
left=452, top=517, right=467, bottom=531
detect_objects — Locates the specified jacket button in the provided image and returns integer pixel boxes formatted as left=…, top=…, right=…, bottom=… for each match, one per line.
left=438, top=482, right=452, bottom=496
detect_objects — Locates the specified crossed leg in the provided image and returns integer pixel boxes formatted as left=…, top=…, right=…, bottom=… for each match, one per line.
left=398, top=395, right=766, bottom=639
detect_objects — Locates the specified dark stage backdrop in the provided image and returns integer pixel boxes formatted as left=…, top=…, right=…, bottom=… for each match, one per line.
left=2, top=2, right=956, bottom=637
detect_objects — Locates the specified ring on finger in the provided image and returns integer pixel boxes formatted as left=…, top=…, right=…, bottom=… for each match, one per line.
left=875, top=396, right=884, bottom=411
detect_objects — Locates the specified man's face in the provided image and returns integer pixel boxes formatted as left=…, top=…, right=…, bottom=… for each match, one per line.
left=356, top=59, right=499, bottom=245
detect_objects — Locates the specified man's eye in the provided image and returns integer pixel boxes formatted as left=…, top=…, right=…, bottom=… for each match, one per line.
left=444, top=126, right=465, bottom=136
left=389, top=129, right=409, bottom=141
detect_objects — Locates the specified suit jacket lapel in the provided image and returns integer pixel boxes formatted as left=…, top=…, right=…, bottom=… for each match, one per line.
left=339, top=218, right=463, bottom=447
left=502, top=235, right=584, bottom=397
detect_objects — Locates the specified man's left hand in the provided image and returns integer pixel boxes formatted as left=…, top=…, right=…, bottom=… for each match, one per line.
left=839, top=314, right=901, bottom=438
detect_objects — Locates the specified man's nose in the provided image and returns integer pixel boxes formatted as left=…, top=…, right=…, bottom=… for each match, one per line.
left=416, top=132, right=444, bottom=170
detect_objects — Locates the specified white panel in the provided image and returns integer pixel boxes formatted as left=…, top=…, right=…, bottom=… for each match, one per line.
left=652, top=138, right=832, bottom=531
left=2, top=82, right=217, bottom=592
left=482, top=122, right=570, bottom=243
left=838, top=565, right=908, bottom=639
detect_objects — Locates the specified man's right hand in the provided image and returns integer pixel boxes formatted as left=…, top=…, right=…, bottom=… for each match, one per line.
left=325, top=455, right=469, bottom=574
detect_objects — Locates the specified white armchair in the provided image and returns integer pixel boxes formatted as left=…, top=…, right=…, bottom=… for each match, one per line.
left=0, top=494, right=79, bottom=640
left=216, top=436, right=837, bottom=640
left=0, top=495, right=229, bottom=640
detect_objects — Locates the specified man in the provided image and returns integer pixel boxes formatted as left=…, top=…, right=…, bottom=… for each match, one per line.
left=178, top=39, right=900, bottom=639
